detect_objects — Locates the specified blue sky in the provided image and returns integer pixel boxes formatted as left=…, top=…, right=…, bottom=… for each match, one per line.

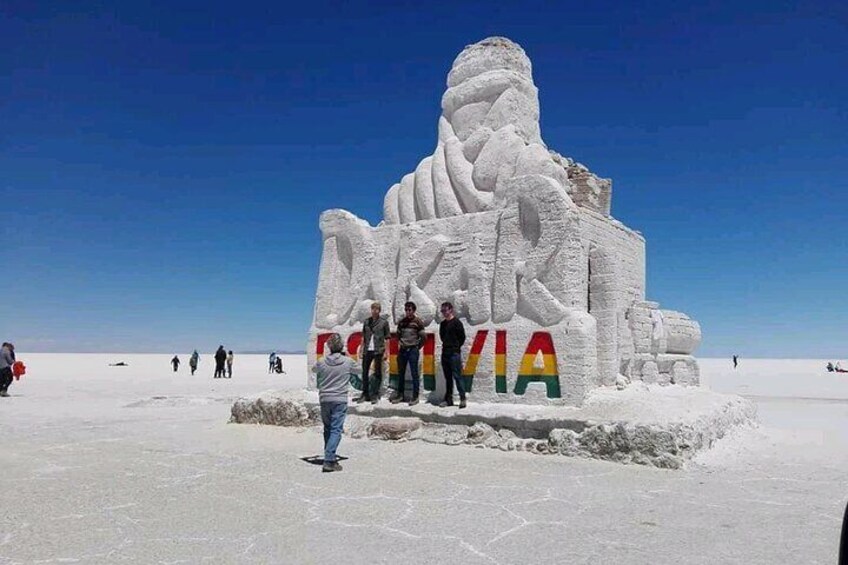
left=2, top=0, right=846, bottom=356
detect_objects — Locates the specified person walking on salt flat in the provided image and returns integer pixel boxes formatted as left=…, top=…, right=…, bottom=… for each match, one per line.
left=226, top=350, right=234, bottom=378
left=313, top=333, right=358, bottom=473
left=439, top=302, right=467, bottom=409
left=171, top=355, right=180, bottom=372
left=189, top=350, right=199, bottom=375
left=214, top=346, right=226, bottom=378
left=0, top=342, right=16, bottom=397
left=269, top=352, right=277, bottom=374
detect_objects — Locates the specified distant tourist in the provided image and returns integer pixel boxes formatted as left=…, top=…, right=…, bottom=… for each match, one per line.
left=269, top=352, right=277, bottom=374
left=313, top=333, right=358, bottom=473
left=732, top=355, right=738, bottom=369
left=214, top=346, right=227, bottom=378
left=275, top=356, right=284, bottom=374
left=390, top=301, right=426, bottom=406
left=439, top=302, right=467, bottom=409
left=356, top=302, right=390, bottom=404
left=226, top=350, right=234, bottom=378
left=827, top=362, right=835, bottom=372
left=171, top=355, right=180, bottom=372
left=189, top=350, right=199, bottom=375
left=0, top=342, right=16, bottom=398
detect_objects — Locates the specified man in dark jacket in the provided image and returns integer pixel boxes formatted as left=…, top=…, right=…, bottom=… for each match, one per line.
left=390, top=301, right=426, bottom=406
left=356, top=302, right=390, bottom=404
left=0, top=342, right=15, bottom=398
left=214, top=346, right=227, bottom=378
left=439, top=302, right=467, bottom=408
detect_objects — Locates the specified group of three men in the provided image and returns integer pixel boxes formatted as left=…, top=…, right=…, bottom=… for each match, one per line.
left=313, top=300, right=468, bottom=472
left=357, top=300, right=467, bottom=409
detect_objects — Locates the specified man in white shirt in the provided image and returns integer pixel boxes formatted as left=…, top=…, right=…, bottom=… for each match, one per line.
left=356, top=302, right=390, bottom=404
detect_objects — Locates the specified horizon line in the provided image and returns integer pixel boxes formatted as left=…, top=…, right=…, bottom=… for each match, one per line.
left=10, top=352, right=845, bottom=361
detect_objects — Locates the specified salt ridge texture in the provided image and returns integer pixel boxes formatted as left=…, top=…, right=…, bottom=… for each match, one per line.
left=3, top=356, right=846, bottom=563
left=231, top=383, right=756, bottom=469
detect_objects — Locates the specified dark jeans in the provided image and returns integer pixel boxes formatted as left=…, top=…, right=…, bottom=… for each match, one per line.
left=214, top=362, right=225, bottom=378
left=0, top=367, right=12, bottom=392
left=321, top=401, right=347, bottom=463
left=397, top=347, right=420, bottom=399
left=441, top=351, right=466, bottom=402
left=361, top=350, right=383, bottom=398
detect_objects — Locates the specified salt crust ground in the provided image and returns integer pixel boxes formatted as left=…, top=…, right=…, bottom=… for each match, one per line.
left=1, top=354, right=846, bottom=564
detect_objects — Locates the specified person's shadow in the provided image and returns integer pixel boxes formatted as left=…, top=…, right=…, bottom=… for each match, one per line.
left=840, top=499, right=848, bottom=564
left=300, top=455, right=349, bottom=466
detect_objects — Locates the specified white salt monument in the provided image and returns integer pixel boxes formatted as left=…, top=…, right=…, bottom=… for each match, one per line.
left=233, top=37, right=754, bottom=467
left=309, top=36, right=700, bottom=405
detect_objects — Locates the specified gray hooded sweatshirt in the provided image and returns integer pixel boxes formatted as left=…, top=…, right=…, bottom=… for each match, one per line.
left=314, top=353, right=358, bottom=404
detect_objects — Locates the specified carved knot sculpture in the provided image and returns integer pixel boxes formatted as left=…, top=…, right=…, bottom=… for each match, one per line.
left=309, top=37, right=701, bottom=406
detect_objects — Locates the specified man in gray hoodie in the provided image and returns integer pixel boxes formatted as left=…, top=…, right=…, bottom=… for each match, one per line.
left=0, top=342, right=16, bottom=397
left=356, top=302, right=390, bottom=404
left=313, top=334, right=358, bottom=472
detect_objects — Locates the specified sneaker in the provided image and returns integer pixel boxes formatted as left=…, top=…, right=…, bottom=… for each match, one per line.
left=322, top=461, right=343, bottom=473
left=370, top=397, right=380, bottom=404
left=0, top=390, right=8, bottom=398
left=459, top=399, right=467, bottom=409
left=389, top=394, right=403, bottom=404
left=409, top=397, right=419, bottom=406
left=354, top=395, right=369, bottom=404
left=439, top=399, right=454, bottom=408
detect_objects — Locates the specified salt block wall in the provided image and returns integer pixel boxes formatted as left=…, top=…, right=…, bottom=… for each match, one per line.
left=307, top=311, right=598, bottom=406
left=579, top=209, right=646, bottom=386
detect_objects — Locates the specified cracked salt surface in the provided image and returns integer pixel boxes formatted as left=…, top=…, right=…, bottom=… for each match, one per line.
left=0, top=354, right=846, bottom=564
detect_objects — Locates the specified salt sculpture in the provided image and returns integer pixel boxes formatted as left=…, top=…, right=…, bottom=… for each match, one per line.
left=309, top=37, right=701, bottom=406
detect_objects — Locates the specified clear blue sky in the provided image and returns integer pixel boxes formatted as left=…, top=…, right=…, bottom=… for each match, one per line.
left=2, top=0, right=846, bottom=357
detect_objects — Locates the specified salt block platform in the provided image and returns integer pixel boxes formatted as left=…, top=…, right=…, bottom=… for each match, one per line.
left=231, top=385, right=756, bottom=469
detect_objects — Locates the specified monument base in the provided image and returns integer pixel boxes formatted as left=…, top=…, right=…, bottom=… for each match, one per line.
left=230, top=385, right=756, bottom=469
